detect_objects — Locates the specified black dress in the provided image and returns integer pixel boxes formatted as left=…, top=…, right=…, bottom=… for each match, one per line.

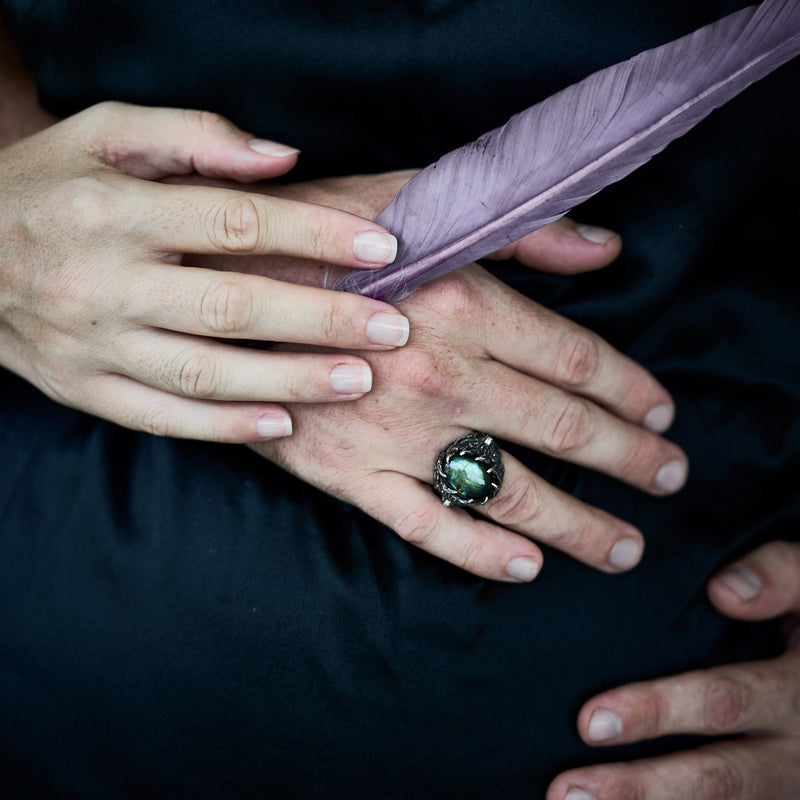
left=1, top=1, right=798, bottom=797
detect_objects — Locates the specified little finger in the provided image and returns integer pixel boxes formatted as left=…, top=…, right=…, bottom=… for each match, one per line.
left=79, top=374, right=294, bottom=442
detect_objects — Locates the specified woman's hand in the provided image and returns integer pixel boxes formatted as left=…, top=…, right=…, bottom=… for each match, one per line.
left=548, top=540, right=800, bottom=800
left=0, top=102, right=409, bottom=442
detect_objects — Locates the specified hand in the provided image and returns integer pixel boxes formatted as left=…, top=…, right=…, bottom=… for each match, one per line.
left=234, top=173, right=688, bottom=581
left=548, top=540, right=800, bottom=800
left=0, top=102, right=410, bottom=441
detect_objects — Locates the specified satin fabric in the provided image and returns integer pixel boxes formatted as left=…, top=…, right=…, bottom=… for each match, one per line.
left=1, top=1, right=798, bottom=797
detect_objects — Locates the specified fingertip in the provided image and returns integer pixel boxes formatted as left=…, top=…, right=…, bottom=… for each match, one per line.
left=575, top=224, right=619, bottom=247
left=643, top=402, right=675, bottom=433
left=256, top=411, right=293, bottom=440
left=247, top=138, right=301, bottom=158
left=353, top=229, right=398, bottom=267
left=504, top=555, right=542, bottom=583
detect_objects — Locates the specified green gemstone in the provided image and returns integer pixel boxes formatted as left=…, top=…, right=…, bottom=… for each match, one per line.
left=447, top=457, right=490, bottom=500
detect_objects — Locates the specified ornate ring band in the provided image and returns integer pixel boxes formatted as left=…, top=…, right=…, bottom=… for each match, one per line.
left=433, top=432, right=504, bottom=507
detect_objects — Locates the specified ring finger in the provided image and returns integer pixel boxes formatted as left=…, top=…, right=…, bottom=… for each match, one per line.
left=112, top=328, right=375, bottom=402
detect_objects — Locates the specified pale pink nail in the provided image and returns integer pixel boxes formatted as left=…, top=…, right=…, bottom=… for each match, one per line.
left=587, top=708, right=623, bottom=742
left=644, top=402, right=675, bottom=433
left=256, top=413, right=292, bottom=439
left=366, top=312, right=410, bottom=346
left=505, top=557, right=540, bottom=582
left=655, top=459, right=687, bottom=493
left=353, top=231, right=398, bottom=265
left=576, top=224, right=616, bottom=245
left=330, top=363, right=372, bottom=394
left=566, top=789, right=597, bottom=800
left=609, top=538, right=642, bottom=570
left=247, top=138, right=300, bottom=157
left=718, top=565, right=762, bottom=602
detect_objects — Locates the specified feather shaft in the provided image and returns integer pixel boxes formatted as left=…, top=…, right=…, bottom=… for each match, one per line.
left=335, top=0, right=800, bottom=301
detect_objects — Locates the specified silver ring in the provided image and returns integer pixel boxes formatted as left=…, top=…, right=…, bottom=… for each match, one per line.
left=433, top=432, right=504, bottom=507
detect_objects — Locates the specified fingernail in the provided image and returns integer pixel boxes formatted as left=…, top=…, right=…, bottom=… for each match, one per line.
left=655, top=459, right=687, bottom=493
left=587, top=708, right=623, bottom=742
left=247, top=138, right=300, bottom=157
left=644, top=402, right=675, bottom=433
left=330, top=363, right=372, bottom=395
left=505, top=557, right=540, bottom=582
left=366, top=312, right=410, bottom=346
left=718, top=564, right=762, bottom=602
left=566, top=789, right=597, bottom=800
left=609, top=537, right=643, bottom=570
left=256, top=413, right=292, bottom=439
left=353, top=231, right=398, bottom=265
left=576, top=223, right=617, bottom=245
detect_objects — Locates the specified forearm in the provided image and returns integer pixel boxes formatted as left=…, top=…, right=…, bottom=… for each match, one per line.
left=0, top=8, right=57, bottom=148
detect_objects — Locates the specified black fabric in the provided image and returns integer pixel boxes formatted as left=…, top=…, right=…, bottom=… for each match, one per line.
left=1, top=1, right=798, bottom=797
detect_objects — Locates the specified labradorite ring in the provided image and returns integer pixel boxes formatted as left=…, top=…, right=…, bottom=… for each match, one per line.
left=433, top=432, right=504, bottom=507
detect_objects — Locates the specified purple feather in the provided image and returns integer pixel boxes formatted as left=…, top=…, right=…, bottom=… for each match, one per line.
left=335, top=0, right=800, bottom=301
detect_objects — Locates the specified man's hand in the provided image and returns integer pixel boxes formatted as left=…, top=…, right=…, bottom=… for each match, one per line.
left=548, top=540, right=800, bottom=799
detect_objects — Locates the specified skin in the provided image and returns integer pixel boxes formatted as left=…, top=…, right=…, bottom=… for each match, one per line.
left=183, top=171, right=686, bottom=581
left=3, top=10, right=796, bottom=794
left=547, top=540, right=800, bottom=800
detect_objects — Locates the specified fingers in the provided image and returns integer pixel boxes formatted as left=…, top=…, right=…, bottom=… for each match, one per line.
left=547, top=737, right=800, bottom=800
left=136, top=179, right=398, bottom=267
left=355, top=470, right=544, bottom=583
left=463, top=361, right=687, bottom=496
left=130, top=264, right=410, bottom=349
left=488, top=217, right=622, bottom=274
left=82, top=374, right=294, bottom=443
left=708, top=540, right=800, bottom=619
left=478, top=452, right=645, bottom=573
left=82, top=101, right=302, bottom=182
left=482, top=288, right=676, bottom=433
left=390, top=439, right=644, bottom=576
left=574, top=649, right=800, bottom=749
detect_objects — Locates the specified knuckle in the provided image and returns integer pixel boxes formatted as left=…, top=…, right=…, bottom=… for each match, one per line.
left=197, top=280, right=255, bottom=335
left=395, top=504, right=437, bottom=548
left=545, top=398, right=594, bottom=455
left=48, top=177, right=121, bottom=238
left=318, top=303, right=344, bottom=343
left=207, top=194, right=264, bottom=253
left=487, top=479, right=541, bottom=527
left=617, top=431, right=658, bottom=483
left=194, top=109, right=233, bottom=135
left=303, top=213, right=338, bottom=261
left=704, top=676, right=749, bottom=732
left=173, top=351, right=224, bottom=399
left=139, top=403, right=172, bottom=437
left=554, top=330, right=601, bottom=389
left=699, top=756, right=743, bottom=800
left=393, top=349, right=454, bottom=399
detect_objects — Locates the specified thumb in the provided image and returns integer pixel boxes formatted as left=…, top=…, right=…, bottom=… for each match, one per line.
left=707, top=540, right=800, bottom=620
left=485, top=216, right=622, bottom=274
left=87, top=101, right=299, bottom=182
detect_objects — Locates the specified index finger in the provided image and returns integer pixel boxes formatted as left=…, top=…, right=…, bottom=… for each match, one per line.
left=577, top=652, right=800, bottom=746
left=136, top=180, right=399, bottom=268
